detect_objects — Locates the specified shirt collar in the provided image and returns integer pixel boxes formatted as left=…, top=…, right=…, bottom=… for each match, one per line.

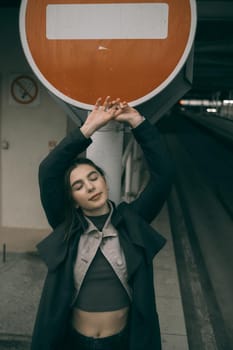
left=84, top=201, right=117, bottom=238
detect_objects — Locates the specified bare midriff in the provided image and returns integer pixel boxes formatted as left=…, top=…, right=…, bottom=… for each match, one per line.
left=71, top=307, right=129, bottom=338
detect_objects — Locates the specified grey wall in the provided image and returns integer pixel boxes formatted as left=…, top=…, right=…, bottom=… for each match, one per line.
left=0, top=8, right=67, bottom=250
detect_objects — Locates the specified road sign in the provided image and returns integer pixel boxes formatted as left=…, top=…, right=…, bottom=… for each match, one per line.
left=20, top=0, right=196, bottom=110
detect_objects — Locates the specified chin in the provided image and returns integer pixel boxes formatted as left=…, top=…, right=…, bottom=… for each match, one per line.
left=89, top=197, right=108, bottom=211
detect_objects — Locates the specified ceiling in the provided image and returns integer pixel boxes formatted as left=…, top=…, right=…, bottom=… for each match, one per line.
left=189, top=0, right=233, bottom=101
left=1, top=0, right=233, bottom=103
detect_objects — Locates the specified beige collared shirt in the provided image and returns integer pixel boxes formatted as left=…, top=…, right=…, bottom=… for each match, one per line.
left=73, top=202, right=132, bottom=303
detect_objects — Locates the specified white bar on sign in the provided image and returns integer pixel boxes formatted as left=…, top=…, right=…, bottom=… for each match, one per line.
left=46, top=3, right=169, bottom=40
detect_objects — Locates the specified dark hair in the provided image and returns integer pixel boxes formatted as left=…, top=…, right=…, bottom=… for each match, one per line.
left=64, top=157, right=105, bottom=240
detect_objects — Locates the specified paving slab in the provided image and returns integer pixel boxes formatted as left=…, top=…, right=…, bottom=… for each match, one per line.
left=0, top=252, right=46, bottom=347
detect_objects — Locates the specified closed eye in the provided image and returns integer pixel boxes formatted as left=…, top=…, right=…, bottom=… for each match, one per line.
left=73, top=183, right=83, bottom=191
left=71, top=171, right=99, bottom=191
left=89, top=173, right=98, bottom=181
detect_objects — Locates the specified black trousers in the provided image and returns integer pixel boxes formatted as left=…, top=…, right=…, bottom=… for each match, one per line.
left=68, top=326, right=129, bottom=350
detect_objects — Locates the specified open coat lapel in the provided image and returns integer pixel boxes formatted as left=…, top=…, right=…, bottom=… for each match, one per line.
left=114, top=203, right=166, bottom=260
left=36, top=212, right=87, bottom=272
left=111, top=202, right=166, bottom=281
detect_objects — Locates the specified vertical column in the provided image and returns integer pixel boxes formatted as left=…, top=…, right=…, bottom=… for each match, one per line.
left=86, top=121, right=124, bottom=204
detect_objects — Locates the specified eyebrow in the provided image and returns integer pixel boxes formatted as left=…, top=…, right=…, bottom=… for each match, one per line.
left=71, top=170, right=98, bottom=188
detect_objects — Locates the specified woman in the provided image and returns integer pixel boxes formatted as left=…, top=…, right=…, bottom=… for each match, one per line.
left=31, top=97, right=173, bottom=350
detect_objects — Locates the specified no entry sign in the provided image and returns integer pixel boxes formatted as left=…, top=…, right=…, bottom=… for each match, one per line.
left=19, top=0, right=196, bottom=110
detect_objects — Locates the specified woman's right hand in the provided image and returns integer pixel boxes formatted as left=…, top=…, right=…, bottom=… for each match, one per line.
left=80, top=96, right=120, bottom=138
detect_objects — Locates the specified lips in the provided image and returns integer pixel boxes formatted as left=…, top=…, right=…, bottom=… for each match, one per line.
left=89, top=192, right=102, bottom=201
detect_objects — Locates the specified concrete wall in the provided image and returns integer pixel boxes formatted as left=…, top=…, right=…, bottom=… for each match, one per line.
left=0, top=8, right=67, bottom=251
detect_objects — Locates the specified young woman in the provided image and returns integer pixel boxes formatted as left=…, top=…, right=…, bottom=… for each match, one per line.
left=31, top=97, right=173, bottom=350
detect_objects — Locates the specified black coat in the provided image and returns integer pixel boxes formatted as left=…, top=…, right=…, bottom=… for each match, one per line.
left=31, top=119, right=174, bottom=350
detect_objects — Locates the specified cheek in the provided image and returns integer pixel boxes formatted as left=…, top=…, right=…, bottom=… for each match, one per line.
left=100, top=178, right=108, bottom=190
left=71, top=191, right=86, bottom=204
left=100, top=182, right=108, bottom=195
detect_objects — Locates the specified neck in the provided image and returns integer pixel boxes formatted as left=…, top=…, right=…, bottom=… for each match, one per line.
left=82, top=202, right=110, bottom=217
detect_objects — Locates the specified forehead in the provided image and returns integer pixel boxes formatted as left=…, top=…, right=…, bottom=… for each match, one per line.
left=69, top=164, right=97, bottom=182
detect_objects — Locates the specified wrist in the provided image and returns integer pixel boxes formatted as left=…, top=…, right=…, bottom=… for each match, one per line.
left=80, top=123, right=95, bottom=138
left=128, top=114, right=145, bottom=128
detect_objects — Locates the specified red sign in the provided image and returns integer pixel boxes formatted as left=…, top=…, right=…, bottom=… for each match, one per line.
left=20, top=0, right=196, bottom=110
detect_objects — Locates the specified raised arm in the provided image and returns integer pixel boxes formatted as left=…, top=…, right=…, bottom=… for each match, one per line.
left=38, top=129, right=92, bottom=229
left=114, top=102, right=174, bottom=223
left=39, top=97, right=121, bottom=229
left=130, top=119, right=174, bottom=222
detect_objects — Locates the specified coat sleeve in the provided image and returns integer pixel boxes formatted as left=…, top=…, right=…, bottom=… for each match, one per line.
left=128, top=119, right=174, bottom=223
left=38, top=128, right=92, bottom=229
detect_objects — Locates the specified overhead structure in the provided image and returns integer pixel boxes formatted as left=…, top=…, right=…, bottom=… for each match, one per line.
left=19, top=0, right=197, bottom=111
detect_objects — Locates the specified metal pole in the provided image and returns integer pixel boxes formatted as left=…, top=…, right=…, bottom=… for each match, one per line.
left=86, top=121, right=124, bottom=204
left=3, top=243, right=6, bottom=263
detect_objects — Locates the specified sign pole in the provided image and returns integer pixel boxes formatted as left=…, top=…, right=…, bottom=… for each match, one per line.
left=86, top=121, right=123, bottom=204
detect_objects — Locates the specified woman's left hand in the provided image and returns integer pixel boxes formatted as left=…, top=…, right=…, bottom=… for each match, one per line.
left=112, top=99, right=145, bottom=128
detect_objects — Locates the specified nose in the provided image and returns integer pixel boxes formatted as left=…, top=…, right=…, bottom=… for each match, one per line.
left=86, top=181, right=95, bottom=192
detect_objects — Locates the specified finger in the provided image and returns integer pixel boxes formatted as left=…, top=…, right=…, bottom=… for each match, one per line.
left=110, top=98, right=121, bottom=112
left=109, top=99, right=116, bottom=107
left=110, top=97, right=120, bottom=107
left=112, top=105, right=123, bottom=117
left=108, top=104, right=116, bottom=115
left=113, top=110, right=122, bottom=118
left=121, top=101, right=128, bottom=108
left=103, top=96, right=111, bottom=111
left=94, top=97, right=102, bottom=110
left=115, top=98, right=121, bottom=110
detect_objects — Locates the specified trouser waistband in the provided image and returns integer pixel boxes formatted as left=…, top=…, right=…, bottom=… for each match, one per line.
left=68, top=325, right=129, bottom=350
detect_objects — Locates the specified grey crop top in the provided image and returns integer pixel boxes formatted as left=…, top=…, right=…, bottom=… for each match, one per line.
left=73, top=213, right=130, bottom=312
